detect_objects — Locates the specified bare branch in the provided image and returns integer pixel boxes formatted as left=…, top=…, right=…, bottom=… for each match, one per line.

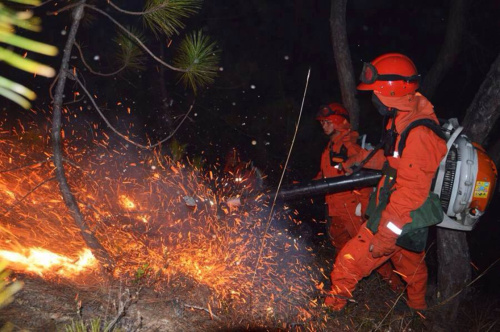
left=85, top=4, right=187, bottom=73
left=74, top=42, right=127, bottom=77
left=48, top=72, right=58, bottom=101
left=107, top=0, right=169, bottom=16
left=2, top=176, right=56, bottom=217
left=47, top=1, right=81, bottom=16
left=0, top=158, right=50, bottom=174
left=71, top=71, right=194, bottom=149
left=251, top=69, right=311, bottom=287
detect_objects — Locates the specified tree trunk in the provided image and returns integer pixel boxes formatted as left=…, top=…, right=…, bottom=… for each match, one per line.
left=462, top=53, right=500, bottom=146
left=420, top=0, right=468, bottom=99
left=419, top=0, right=470, bottom=322
left=51, top=2, right=114, bottom=270
left=329, top=0, right=360, bottom=130
left=436, top=228, right=471, bottom=321
left=436, top=52, right=500, bottom=321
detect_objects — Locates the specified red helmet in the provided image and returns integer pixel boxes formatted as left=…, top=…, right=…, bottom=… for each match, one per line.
left=316, top=103, right=350, bottom=129
left=357, top=53, right=420, bottom=97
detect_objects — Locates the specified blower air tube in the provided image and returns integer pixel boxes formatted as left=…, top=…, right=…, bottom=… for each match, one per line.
left=276, top=170, right=382, bottom=201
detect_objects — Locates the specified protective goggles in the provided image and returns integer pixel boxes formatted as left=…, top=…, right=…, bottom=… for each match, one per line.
left=360, top=62, right=421, bottom=84
left=316, top=106, right=350, bottom=121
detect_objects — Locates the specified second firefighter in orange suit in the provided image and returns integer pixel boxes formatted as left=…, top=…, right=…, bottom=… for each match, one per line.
left=315, top=103, right=403, bottom=291
left=324, top=53, right=448, bottom=312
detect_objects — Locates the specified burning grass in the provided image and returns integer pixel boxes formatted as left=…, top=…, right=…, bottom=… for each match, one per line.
left=0, top=119, right=329, bottom=329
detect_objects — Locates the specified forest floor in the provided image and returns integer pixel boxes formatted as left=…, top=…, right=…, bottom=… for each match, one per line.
left=2, top=262, right=495, bottom=332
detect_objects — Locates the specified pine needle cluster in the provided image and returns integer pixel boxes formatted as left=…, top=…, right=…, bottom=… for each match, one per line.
left=143, top=0, right=203, bottom=38
left=173, top=30, right=220, bottom=94
left=113, top=27, right=147, bottom=72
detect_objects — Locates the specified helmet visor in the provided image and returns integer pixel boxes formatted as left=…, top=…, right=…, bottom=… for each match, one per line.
left=316, top=106, right=350, bottom=122
left=360, top=63, right=378, bottom=84
left=359, top=62, right=421, bottom=84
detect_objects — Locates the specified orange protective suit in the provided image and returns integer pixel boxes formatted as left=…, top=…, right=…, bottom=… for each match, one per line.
left=326, top=93, right=448, bottom=311
left=317, top=129, right=403, bottom=290
left=317, top=129, right=372, bottom=248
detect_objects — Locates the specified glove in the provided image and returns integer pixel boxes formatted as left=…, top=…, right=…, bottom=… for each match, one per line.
left=369, top=220, right=399, bottom=258
left=343, top=155, right=363, bottom=175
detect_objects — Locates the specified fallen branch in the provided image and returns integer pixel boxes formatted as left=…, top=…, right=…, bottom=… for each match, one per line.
left=184, top=303, right=221, bottom=321
left=106, top=288, right=139, bottom=331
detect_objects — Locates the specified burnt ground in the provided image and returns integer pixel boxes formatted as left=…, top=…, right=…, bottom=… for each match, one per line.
left=1, top=256, right=498, bottom=332
left=0, top=273, right=405, bottom=332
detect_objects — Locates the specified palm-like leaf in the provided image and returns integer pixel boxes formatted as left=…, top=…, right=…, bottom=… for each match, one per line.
left=0, top=3, right=41, bottom=31
left=0, top=30, right=57, bottom=55
left=7, top=0, right=39, bottom=4
left=143, top=0, right=202, bottom=38
left=173, top=30, right=219, bottom=94
left=0, top=261, right=23, bottom=309
left=0, top=76, right=36, bottom=109
left=0, top=0, right=57, bottom=108
left=113, top=27, right=147, bottom=72
left=0, top=46, right=55, bottom=76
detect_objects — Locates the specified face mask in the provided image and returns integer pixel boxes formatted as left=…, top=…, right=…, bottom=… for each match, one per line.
left=372, top=94, right=396, bottom=117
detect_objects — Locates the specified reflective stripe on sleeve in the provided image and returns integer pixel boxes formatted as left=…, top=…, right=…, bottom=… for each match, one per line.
left=355, top=203, right=362, bottom=217
left=386, top=221, right=402, bottom=235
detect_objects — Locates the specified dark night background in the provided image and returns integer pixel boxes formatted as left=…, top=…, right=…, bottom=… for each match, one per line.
left=2, top=0, right=500, bottom=315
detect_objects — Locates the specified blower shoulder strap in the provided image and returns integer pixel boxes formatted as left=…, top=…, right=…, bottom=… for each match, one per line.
left=397, top=119, right=447, bottom=158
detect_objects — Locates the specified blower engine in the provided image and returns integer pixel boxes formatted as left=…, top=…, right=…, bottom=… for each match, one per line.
left=432, top=119, right=497, bottom=230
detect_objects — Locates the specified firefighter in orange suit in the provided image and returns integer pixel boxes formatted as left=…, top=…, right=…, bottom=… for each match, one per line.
left=315, top=103, right=403, bottom=291
left=324, top=53, right=448, bottom=312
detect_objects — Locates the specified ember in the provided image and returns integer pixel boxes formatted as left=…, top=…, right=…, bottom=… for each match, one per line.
left=0, top=117, right=327, bottom=327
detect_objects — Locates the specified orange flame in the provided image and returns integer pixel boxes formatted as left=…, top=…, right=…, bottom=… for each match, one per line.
left=0, top=247, right=98, bottom=277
